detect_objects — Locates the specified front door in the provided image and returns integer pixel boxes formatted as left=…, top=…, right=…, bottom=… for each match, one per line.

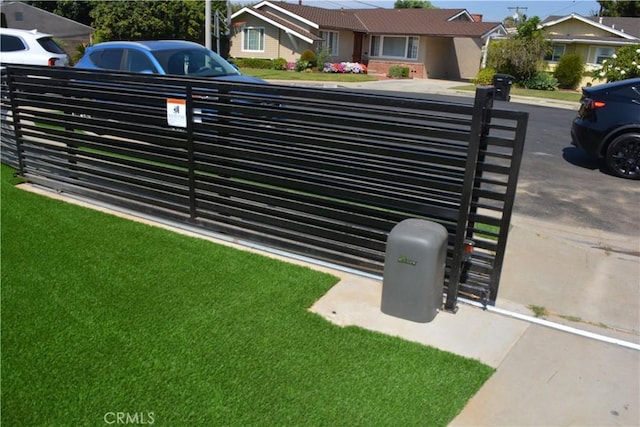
left=352, top=32, right=363, bottom=63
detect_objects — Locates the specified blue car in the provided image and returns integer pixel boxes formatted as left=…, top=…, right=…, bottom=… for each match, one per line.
left=74, top=40, right=275, bottom=127
left=75, top=40, right=266, bottom=84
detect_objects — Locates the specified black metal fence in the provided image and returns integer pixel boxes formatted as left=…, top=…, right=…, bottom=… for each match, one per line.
left=0, top=65, right=528, bottom=310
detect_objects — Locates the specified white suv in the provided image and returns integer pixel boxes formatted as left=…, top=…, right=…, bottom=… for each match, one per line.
left=0, top=28, right=69, bottom=67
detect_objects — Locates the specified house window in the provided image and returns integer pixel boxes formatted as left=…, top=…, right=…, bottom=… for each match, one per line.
left=545, top=44, right=566, bottom=62
left=370, top=35, right=419, bottom=60
left=319, top=31, right=339, bottom=56
left=593, top=47, right=615, bottom=64
left=370, top=36, right=380, bottom=57
left=242, top=27, right=265, bottom=52
left=407, top=36, right=419, bottom=59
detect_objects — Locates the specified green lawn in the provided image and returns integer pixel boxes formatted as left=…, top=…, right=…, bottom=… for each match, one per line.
left=452, top=84, right=582, bottom=102
left=240, top=67, right=581, bottom=103
left=0, top=164, right=493, bottom=426
left=240, top=67, right=378, bottom=82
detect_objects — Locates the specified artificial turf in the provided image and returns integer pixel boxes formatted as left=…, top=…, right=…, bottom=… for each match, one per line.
left=0, top=164, right=493, bottom=426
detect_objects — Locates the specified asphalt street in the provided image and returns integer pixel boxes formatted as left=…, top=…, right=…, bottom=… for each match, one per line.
left=335, top=87, right=640, bottom=238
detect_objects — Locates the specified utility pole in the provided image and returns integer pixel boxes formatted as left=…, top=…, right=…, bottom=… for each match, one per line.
left=508, top=6, right=528, bottom=22
left=205, top=0, right=211, bottom=49
left=206, top=0, right=232, bottom=54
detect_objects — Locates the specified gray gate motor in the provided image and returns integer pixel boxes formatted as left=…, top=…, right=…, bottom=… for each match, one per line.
left=381, top=219, right=448, bottom=323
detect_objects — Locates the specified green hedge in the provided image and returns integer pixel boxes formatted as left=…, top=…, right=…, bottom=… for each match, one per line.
left=471, top=67, right=496, bottom=85
left=388, top=66, right=410, bottom=78
left=230, top=58, right=288, bottom=70
left=554, top=53, right=584, bottom=89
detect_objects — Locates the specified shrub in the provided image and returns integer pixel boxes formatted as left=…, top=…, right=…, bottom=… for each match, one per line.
left=388, top=65, right=410, bottom=78
left=523, top=72, right=558, bottom=90
left=315, top=47, right=330, bottom=71
left=294, top=59, right=312, bottom=72
left=71, top=43, right=87, bottom=65
left=231, top=58, right=272, bottom=69
left=593, top=44, right=640, bottom=82
left=471, top=67, right=496, bottom=85
left=554, top=53, right=584, bottom=89
left=300, top=49, right=317, bottom=67
left=487, top=32, right=550, bottom=84
left=272, top=57, right=287, bottom=70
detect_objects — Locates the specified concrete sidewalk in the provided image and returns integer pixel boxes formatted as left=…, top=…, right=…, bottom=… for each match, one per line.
left=309, top=279, right=639, bottom=427
left=268, top=77, right=581, bottom=110
left=308, top=212, right=639, bottom=426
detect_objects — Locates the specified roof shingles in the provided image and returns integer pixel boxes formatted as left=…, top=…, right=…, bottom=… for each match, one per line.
left=542, top=14, right=640, bottom=39
left=266, top=2, right=502, bottom=37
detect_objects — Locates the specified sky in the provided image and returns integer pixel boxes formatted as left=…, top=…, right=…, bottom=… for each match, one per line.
left=249, top=1, right=602, bottom=22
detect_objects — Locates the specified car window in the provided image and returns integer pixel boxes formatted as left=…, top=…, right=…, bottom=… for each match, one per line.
left=125, top=50, right=156, bottom=73
left=166, top=52, right=188, bottom=75
left=157, top=49, right=237, bottom=77
left=90, top=48, right=123, bottom=70
left=36, top=37, right=66, bottom=55
left=1, top=35, right=27, bottom=52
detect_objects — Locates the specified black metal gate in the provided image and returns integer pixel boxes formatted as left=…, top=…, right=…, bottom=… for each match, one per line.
left=0, top=66, right=528, bottom=310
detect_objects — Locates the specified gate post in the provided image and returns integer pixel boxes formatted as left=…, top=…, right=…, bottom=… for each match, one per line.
left=444, top=86, right=494, bottom=311
left=186, top=85, right=197, bottom=220
left=2, top=68, right=25, bottom=176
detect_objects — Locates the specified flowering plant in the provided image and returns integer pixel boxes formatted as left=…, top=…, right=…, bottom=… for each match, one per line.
left=322, top=62, right=368, bottom=74
left=593, top=44, right=640, bottom=82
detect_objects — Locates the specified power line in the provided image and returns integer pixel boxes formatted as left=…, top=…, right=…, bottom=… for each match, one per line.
left=508, top=6, right=528, bottom=21
left=351, top=0, right=385, bottom=8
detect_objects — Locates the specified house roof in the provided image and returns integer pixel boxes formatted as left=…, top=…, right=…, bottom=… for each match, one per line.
left=346, top=8, right=501, bottom=36
left=243, top=8, right=323, bottom=43
left=588, top=16, right=640, bottom=38
left=1, top=1, right=94, bottom=38
left=261, top=2, right=368, bottom=32
left=541, top=14, right=640, bottom=41
left=237, top=1, right=504, bottom=40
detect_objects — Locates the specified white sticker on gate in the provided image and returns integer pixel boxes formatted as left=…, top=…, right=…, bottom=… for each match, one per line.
left=167, top=98, right=187, bottom=128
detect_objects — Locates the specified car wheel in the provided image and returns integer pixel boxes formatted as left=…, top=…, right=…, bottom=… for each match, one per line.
left=605, top=133, right=640, bottom=180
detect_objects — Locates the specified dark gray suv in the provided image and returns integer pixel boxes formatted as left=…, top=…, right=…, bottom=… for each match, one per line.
left=571, top=78, right=640, bottom=180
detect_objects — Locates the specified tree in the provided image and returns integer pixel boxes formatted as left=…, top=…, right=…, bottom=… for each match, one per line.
left=232, top=2, right=257, bottom=14
left=554, top=53, right=585, bottom=89
left=502, top=16, right=517, bottom=28
left=89, top=0, right=228, bottom=44
left=53, top=0, right=94, bottom=27
left=27, top=0, right=233, bottom=55
left=593, top=44, right=640, bottom=82
left=597, top=0, right=640, bottom=17
left=486, top=16, right=550, bottom=83
left=514, top=16, right=543, bottom=40
left=394, top=0, right=436, bottom=9
left=24, top=1, right=58, bottom=13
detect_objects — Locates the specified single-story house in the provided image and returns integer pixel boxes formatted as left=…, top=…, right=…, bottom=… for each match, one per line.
left=540, top=14, right=640, bottom=85
left=229, top=1, right=506, bottom=80
left=1, top=1, right=94, bottom=57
